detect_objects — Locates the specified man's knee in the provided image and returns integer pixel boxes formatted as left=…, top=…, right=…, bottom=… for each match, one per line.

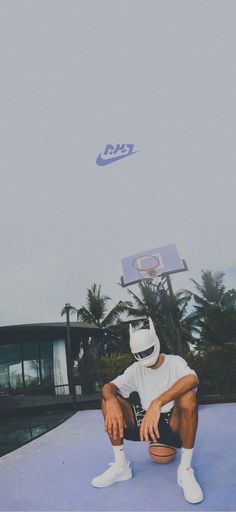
left=101, top=396, right=135, bottom=430
left=176, top=391, right=198, bottom=415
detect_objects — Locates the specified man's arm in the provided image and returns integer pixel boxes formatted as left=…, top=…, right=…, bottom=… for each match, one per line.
left=140, top=374, right=199, bottom=443
left=153, top=374, right=199, bottom=409
left=102, top=382, right=126, bottom=440
left=102, top=382, right=119, bottom=401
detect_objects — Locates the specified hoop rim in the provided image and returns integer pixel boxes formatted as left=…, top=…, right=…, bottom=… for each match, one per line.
left=132, top=254, right=160, bottom=272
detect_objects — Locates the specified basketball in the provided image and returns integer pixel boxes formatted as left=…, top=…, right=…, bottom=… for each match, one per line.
left=148, top=443, right=177, bottom=464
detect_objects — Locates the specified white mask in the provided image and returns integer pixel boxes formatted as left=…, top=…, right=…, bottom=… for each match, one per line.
left=129, top=317, right=160, bottom=367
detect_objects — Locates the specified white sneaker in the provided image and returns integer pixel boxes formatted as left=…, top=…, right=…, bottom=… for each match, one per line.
left=91, top=461, right=132, bottom=488
left=177, top=466, right=204, bottom=504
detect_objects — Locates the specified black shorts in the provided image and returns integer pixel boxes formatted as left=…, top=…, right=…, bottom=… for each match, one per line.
left=124, top=392, right=182, bottom=448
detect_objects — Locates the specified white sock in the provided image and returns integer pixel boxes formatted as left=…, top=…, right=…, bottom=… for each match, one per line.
left=112, top=445, right=127, bottom=466
left=180, top=447, right=193, bottom=470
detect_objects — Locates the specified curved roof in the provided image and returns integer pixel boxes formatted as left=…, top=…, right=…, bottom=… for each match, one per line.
left=0, top=322, right=102, bottom=331
left=0, top=322, right=103, bottom=344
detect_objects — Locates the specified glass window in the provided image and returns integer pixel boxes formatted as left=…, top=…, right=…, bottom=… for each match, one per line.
left=0, top=344, right=23, bottom=392
left=52, top=340, right=69, bottom=395
left=40, top=341, right=53, bottom=389
left=23, top=343, right=40, bottom=388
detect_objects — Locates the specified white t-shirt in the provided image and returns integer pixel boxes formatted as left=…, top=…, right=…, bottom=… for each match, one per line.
left=111, top=354, right=197, bottom=413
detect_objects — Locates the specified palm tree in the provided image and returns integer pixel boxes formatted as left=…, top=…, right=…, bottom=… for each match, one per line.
left=174, top=289, right=196, bottom=352
left=187, top=270, right=236, bottom=347
left=61, top=304, right=77, bottom=319
left=191, top=270, right=225, bottom=304
left=76, top=283, right=132, bottom=329
left=125, top=280, right=192, bottom=354
left=97, top=353, right=134, bottom=383
left=70, top=284, right=132, bottom=393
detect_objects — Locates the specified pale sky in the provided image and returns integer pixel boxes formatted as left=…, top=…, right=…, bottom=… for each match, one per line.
left=0, top=0, right=236, bottom=325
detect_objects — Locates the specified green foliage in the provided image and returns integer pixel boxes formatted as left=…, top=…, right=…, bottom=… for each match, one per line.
left=186, top=343, right=236, bottom=369
left=125, top=281, right=192, bottom=353
left=97, top=352, right=134, bottom=383
left=188, top=270, right=236, bottom=347
left=75, top=283, right=132, bottom=328
left=62, top=270, right=236, bottom=399
left=185, top=344, right=236, bottom=397
left=74, top=349, right=133, bottom=388
left=191, top=270, right=225, bottom=304
left=69, top=284, right=132, bottom=392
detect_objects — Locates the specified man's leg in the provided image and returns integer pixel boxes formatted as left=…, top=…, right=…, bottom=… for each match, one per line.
left=91, top=396, right=135, bottom=488
left=169, top=390, right=198, bottom=449
left=169, top=390, right=203, bottom=504
left=101, top=395, right=136, bottom=445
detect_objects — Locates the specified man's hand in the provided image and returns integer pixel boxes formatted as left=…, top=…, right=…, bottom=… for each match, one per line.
left=104, top=398, right=127, bottom=440
left=140, top=400, right=161, bottom=443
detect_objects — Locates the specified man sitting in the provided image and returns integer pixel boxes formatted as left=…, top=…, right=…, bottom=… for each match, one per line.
left=92, top=318, right=203, bottom=504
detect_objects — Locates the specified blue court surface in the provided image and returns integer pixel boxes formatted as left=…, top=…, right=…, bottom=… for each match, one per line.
left=0, top=403, right=235, bottom=511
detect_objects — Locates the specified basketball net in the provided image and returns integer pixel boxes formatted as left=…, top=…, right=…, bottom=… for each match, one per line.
left=138, top=267, right=159, bottom=279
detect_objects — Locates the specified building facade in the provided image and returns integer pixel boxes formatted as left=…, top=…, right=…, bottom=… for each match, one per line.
left=0, top=322, right=104, bottom=410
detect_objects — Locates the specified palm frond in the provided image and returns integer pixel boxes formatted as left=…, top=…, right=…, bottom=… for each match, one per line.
left=101, top=301, right=132, bottom=328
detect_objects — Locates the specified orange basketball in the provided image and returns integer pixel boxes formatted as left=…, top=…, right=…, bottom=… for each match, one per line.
left=148, top=443, right=177, bottom=464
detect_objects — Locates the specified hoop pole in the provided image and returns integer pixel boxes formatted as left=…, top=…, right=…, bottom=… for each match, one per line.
left=164, top=274, right=183, bottom=357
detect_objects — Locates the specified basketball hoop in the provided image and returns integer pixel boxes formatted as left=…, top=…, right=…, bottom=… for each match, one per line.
left=121, top=245, right=187, bottom=287
left=132, top=255, right=161, bottom=280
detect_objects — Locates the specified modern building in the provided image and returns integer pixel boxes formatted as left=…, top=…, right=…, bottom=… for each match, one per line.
left=0, top=322, right=106, bottom=411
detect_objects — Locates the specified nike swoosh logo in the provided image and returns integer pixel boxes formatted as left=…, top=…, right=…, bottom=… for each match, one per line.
left=96, top=151, right=138, bottom=166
